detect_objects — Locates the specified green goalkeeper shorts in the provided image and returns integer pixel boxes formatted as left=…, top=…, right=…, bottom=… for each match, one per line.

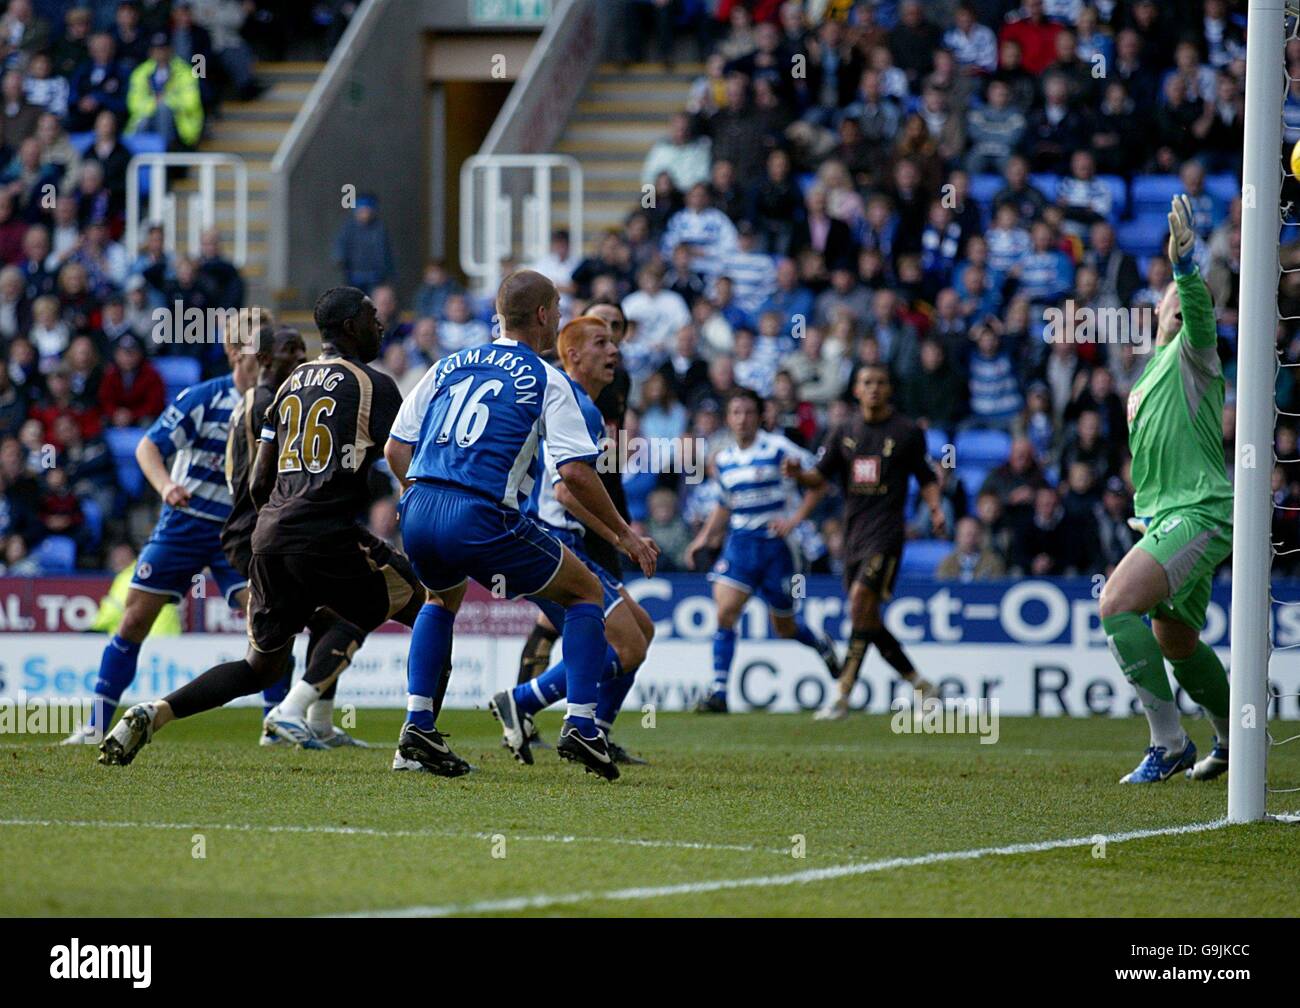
left=1134, top=510, right=1233, bottom=629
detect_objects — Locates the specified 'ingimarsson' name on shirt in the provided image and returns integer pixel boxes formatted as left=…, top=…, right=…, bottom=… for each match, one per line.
left=439, top=345, right=539, bottom=404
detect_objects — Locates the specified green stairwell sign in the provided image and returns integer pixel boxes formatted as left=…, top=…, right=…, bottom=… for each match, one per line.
left=470, top=0, right=551, bottom=25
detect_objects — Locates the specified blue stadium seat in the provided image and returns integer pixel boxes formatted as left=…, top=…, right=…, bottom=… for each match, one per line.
left=154, top=356, right=201, bottom=401
left=1131, top=174, right=1182, bottom=214
left=1205, top=173, right=1239, bottom=206
left=1029, top=172, right=1060, bottom=201
left=1097, top=174, right=1127, bottom=220
left=33, top=535, right=77, bottom=573
left=124, top=133, right=166, bottom=155
left=925, top=427, right=950, bottom=460
left=970, top=173, right=1002, bottom=207
left=105, top=426, right=145, bottom=499
left=954, top=428, right=1012, bottom=466
left=899, top=539, right=952, bottom=577
left=1117, top=213, right=1169, bottom=258
left=68, top=132, right=166, bottom=194
left=958, top=465, right=991, bottom=499
left=81, top=497, right=103, bottom=548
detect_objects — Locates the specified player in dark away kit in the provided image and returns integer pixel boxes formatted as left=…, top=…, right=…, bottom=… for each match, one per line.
left=223, top=321, right=410, bottom=749
left=786, top=364, right=944, bottom=720
left=98, top=287, right=447, bottom=768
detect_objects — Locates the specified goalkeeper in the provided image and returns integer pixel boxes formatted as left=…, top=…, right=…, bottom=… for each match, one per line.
left=1098, top=195, right=1233, bottom=784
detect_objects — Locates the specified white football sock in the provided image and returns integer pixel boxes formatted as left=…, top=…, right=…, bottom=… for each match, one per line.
left=1135, top=684, right=1186, bottom=753
left=307, top=698, right=334, bottom=735
left=1209, top=715, right=1230, bottom=747
left=278, top=679, right=320, bottom=720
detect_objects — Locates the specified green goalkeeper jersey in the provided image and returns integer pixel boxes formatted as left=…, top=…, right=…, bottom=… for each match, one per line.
left=1125, top=267, right=1233, bottom=522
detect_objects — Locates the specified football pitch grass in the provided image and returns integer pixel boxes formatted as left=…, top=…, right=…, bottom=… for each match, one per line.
left=2, top=709, right=1297, bottom=917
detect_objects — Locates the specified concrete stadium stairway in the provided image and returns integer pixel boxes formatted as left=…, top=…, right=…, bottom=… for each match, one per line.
left=274, top=61, right=700, bottom=336
left=171, top=62, right=326, bottom=310
left=553, top=61, right=700, bottom=248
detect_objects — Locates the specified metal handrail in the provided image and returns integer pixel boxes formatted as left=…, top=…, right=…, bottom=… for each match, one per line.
left=125, top=152, right=248, bottom=266
left=460, top=154, right=583, bottom=294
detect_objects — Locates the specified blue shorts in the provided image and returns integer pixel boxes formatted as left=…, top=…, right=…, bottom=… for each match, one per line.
left=399, top=481, right=564, bottom=598
left=708, top=532, right=800, bottom=615
left=131, top=507, right=249, bottom=607
left=531, top=526, right=623, bottom=630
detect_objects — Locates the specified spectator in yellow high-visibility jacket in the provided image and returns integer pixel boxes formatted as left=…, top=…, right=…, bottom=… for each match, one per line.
left=126, top=34, right=203, bottom=150
left=90, top=545, right=182, bottom=637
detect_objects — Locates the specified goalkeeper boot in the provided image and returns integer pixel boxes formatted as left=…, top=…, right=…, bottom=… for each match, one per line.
left=557, top=721, right=619, bottom=781
left=97, top=703, right=156, bottom=766
left=396, top=722, right=472, bottom=778
left=489, top=689, right=534, bottom=765
left=1119, top=737, right=1197, bottom=783
left=607, top=736, right=648, bottom=765
left=693, top=691, right=728, bottom=713
left=1185, top=738, right=1228, bottom=781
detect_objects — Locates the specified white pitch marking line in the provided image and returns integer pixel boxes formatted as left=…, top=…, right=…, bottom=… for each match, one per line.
left=0, top=817, right=787, bottom=855
left=334, top=818, right=1231, bottom=918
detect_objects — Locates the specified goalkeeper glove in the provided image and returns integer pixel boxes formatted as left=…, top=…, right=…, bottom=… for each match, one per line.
left=1167, top=193, right=1196, bottom=275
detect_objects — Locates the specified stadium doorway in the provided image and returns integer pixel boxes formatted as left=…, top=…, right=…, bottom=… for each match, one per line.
left=426, top=34, right=535, bottom=284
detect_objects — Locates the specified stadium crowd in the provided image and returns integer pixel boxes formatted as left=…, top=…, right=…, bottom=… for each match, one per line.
left=511, top=0, right=1273, bottom=583
left=0, top=1, right=355, bottom=574
left=1, top=0, right=1289, bottom=585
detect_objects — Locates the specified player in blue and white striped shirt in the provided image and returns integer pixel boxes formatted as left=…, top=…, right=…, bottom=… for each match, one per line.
left=384, top=271, right=659, bottom=779
left=686, top=388, right=840, bottom=712
left=66, top=338, right=262, bottom=744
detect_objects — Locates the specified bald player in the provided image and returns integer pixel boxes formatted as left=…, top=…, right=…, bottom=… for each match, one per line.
left=385, top=270, right=659, bottom=780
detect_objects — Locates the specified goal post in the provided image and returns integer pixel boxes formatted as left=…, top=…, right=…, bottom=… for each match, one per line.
left=1228, top=0, right=1286, bottom=823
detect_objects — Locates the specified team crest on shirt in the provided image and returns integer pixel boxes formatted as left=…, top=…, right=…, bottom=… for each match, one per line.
left=883, top=437, right=894, bottom=458
left=852, top=456, right=881, bottom=487
left=842, top=437, right=856, bottom=450
left=1126, top=388, right=1143, bottom=428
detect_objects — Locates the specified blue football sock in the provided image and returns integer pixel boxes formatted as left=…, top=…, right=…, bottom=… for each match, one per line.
left=711, top=628, right=736, bottom=697
left=561, top=602, right=604, bottom=733
left=596, top=652, right=631, bottom=730
left=406, top=602, right=454, bottom=731
left=89, top=635, right=141, bottom=729
left=261, top=672, right=291, bottom=715
left=515, top=645, right=620, bottom=717
left=794, top=621, right=830, bottom=654
left=514, top=661, right=567, bottom=716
